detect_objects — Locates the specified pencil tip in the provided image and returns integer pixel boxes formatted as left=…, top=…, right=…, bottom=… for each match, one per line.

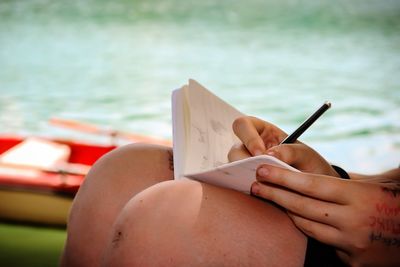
left=325, top=101, right=332, bottom=108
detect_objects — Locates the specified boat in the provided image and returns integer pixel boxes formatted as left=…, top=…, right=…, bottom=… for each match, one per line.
left=0, top=135, right=117, bottom=226
left=0, top=119, right=171, bottom=226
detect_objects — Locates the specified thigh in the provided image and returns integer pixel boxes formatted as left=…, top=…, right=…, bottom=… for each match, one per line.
left=103, top=179, right=307, bottom=267
left=61, top=143, right=174, bottom=267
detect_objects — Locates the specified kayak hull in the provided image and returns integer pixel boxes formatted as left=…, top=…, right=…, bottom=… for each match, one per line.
left=0, top=135, right=116, bottom=226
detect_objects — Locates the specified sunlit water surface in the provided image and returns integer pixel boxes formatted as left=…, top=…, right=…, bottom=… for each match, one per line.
left=1, top=0, right=399, bottom=173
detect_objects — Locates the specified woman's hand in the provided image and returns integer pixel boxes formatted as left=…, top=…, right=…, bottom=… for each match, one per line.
left=252, top=165, right=400, bottom=267
left=229, top=116, right=340, bottom=177
left=228, top=116, right=287, bottom=161
left=265, top=143, right=340, bottom=177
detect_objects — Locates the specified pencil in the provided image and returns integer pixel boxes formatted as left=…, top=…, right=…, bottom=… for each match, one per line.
left=280, top=101, right=331, bottom=144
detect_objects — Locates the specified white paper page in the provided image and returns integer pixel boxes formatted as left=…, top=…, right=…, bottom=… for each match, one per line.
left=184, top=79, right=244, bottom=174
left=171, top=88, right=185, bottom=180
left=185, top=155, right=299, bottom=194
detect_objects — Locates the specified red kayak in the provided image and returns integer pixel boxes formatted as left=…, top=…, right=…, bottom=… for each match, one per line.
left=0, top=118, right=172, bottom=226
left=0, top=135, right=116, bottom=226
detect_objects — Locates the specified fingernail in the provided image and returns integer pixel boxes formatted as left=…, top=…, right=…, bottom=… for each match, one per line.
left=257, top=167, right=269, bottom=177
left=251, top=182, right=260, bottom=195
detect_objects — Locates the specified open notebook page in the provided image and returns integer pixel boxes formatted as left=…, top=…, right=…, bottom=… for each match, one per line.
left=183, top=79, right=244, bottom=175
left=172, top=79, right=299, bottom=193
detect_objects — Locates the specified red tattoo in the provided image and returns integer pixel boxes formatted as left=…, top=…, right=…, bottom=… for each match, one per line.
left=376, top=203, right=400, bottom=217
left=369, top=216, right=400, bottom=235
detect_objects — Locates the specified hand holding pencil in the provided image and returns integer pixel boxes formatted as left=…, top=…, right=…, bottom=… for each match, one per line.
left=229, top=101, right=336, bottom=176
left=230, top=104, right=400, bottom=267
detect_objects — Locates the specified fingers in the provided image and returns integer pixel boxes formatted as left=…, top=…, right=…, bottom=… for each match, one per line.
left=254, top=165, right=351, bottom=204
left=227, top=143, right=252, bottom=162
left=232, top=116, right=289, bottom=157
left=266, top=144, right=340, bottom=177
left=251, top=181, right=344, bottom=226
left=287, top=213, right=346, bottom=249
left=266, top=144, right=305, bottom=167
left=232, top=117, right=267, bottom=156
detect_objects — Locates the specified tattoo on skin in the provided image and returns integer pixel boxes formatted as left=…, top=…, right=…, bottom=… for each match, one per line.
left=376, top=203, right=400, bottom=217
left=112, top=231, right=123, bottom=248
left=168, top=150, right=174, bottom=171
left=368, top=198, right=400, bottom=247
left=369, top=216, right=400, bottom=235
left=368, top=201, right=400, bottom=235
left=369, top=232, right=400, bottom=247
left=381, top=187, right=400, bottom=198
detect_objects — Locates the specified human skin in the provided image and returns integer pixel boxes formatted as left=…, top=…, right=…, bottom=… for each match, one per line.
left=231, top=116, right=400, bottom=267
left=253, top=165, right=400, bottom=267
left=61, top=143, right=307, bottom=267
left=229, top=116, right=341, bottom=177
left=101, top=177, right=306, bottom=266
left=61, top=144, right=174, bottom=267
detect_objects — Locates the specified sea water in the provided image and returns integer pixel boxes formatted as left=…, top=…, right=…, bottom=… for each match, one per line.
left=0, top=0, right=399, bottom=173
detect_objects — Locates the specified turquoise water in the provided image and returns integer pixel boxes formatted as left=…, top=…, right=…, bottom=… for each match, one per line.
left=0, top=0, right=399, bottom=173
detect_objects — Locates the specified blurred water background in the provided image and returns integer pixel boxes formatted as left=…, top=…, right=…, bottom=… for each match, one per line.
left=1, top=0, right=399, bottom=174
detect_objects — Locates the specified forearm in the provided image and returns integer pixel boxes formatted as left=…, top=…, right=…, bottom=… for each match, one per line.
left=349, top=168, right=400, bottom=181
